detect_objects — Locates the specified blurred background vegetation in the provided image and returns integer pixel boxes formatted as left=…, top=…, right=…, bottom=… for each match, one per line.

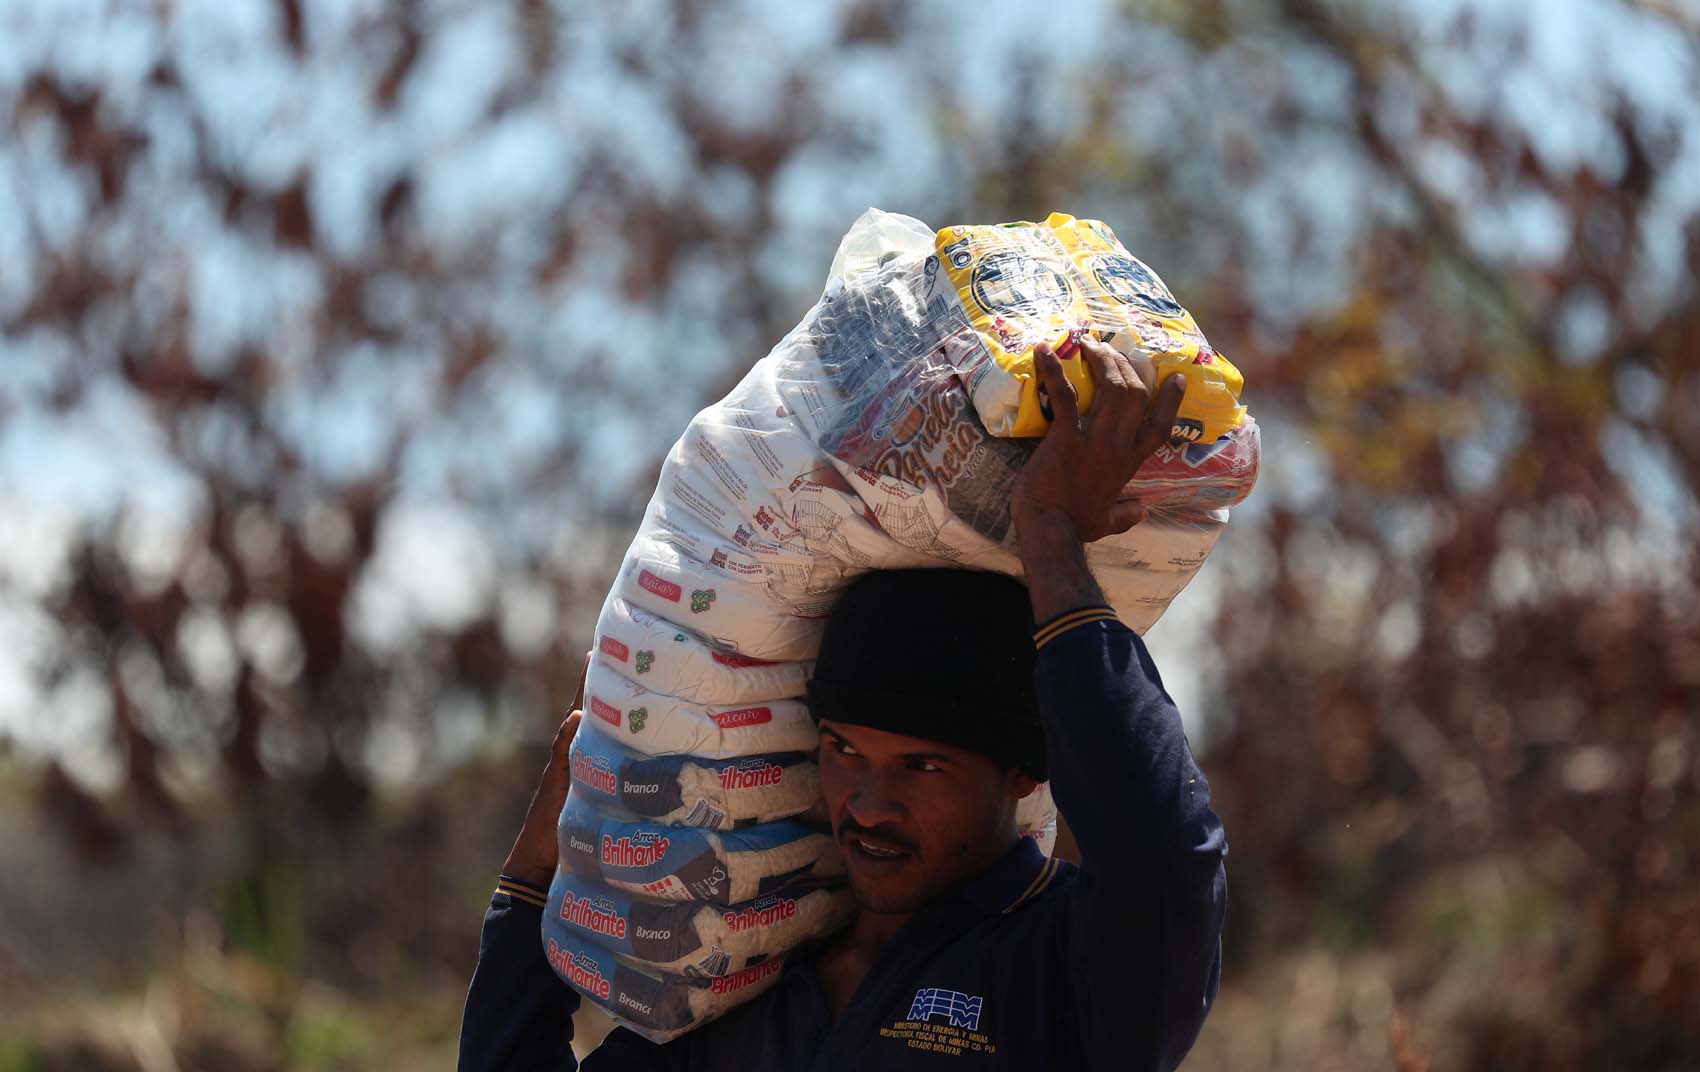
left=1, top=0, right=1697, bottom=1068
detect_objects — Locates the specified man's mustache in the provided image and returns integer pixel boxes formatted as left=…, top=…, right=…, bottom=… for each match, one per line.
left=837, top=819, right=920, bottom=855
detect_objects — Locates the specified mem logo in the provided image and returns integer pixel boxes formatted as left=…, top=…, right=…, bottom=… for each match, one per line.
left=906, top=987, right=984, bottom=1032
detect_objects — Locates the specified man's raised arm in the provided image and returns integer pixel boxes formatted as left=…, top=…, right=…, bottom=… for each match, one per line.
left=1011, top=340, right=1228, bottom=1071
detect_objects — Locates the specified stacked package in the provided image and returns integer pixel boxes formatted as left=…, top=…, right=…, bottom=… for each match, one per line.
left=545, top=210, right=1259, bottom=1042
left=542, top=624, right=854, bottom=1041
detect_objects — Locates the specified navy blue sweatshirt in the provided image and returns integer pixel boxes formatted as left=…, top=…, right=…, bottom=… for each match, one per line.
left=459, top=607, right=1227, bottom=1071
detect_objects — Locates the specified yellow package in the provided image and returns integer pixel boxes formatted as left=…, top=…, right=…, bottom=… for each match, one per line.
left=1046, top=213, right=1245, bottom=444
left=934, top=221, right=1097, bottom=438
left=933, top=213, right=1246, bottom=444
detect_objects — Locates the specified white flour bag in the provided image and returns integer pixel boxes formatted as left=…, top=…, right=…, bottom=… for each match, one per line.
left=594, top=596, right=811, bottom=706
left=581, top=659, right=819, bottom=759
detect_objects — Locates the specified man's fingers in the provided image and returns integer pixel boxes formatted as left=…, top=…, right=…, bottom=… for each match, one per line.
left=551, top=650, right=591, bottom=771
left=572, top=649, right=590, bottom=711
left=1077, top=338, right=1129, bottom=431
left=1033, top=343, right=1080, bottom=431
left=1107, top=347, right=1156, bottom=443
left=1133, top=373, right=1189, bottom=459
left=1123, top=347, right=1158, bottom=394
left=1079, top=336, right=1128, bottom=393
left=550, top=709, right=583, bottom=768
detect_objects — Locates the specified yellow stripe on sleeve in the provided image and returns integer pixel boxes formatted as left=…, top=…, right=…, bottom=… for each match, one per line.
left=1033, top=608, right=1121, bottom=650
left=495, top=878, right=549, bottom=908
left=1003, top=857, right=1060, bottom=914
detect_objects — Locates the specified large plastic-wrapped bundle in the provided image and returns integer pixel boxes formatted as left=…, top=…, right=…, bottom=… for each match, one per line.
left=545, top=210, right=1256, bottom=1042
left=611, top=212, right=1256, bottom=654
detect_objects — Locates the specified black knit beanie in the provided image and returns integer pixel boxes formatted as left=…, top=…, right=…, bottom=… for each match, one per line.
left=806, top=569, right=1047, bottom=781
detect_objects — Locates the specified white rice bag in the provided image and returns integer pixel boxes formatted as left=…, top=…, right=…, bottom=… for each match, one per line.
left=582, top=657, right=819, bottom=758
left=614, top=533, right=828, bottom=663
left=594, top=595, right=811, bottom=706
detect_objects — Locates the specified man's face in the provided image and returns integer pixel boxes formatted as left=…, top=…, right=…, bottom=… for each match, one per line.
left=817, top=720, right=1036, bottom=915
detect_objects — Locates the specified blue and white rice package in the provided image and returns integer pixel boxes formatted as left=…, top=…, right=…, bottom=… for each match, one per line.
left=544, top=871, right=852, bottom=978
left=569, top=725, right=821, bottom=830
left=559, top=792, right=844, bottom=905
left=543, top=927, right=790, bottom=1044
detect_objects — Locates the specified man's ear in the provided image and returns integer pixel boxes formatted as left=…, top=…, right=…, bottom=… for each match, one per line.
left=1006, top=770, right=1040, bottom=800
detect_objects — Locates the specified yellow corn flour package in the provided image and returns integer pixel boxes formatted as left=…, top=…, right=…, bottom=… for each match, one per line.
left=932, top=212, right=1246, bottom=444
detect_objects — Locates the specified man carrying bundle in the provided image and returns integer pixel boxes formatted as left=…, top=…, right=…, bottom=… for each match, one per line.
left=460, top=338, right=1228, bottom=1071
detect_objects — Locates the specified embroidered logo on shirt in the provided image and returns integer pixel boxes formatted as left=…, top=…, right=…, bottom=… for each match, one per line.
left=906, top=987, right=984, bottom=1031
left=881, top=987, right=997, bottom=1057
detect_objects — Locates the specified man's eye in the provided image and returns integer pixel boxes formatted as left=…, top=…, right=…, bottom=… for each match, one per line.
left=909, top=759, right=942, bottom=773
left=829, top=738, right=859, bottom=756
